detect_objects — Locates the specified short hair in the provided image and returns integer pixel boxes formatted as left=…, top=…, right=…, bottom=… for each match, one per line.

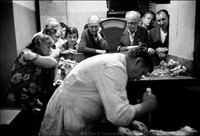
left=46, top=17, right=58, bottom=26
left=126, top=46, right=154, bottom=73
left=60, top=22, right=68, bottom=29
left=156, top=9, right=169, bottom=19
left=143, top=11, right=156, bottom=21
left=43, top=19, right=60, bottom=35
left=125, top=11, right=141, bottom=20
left=46, top=17, right=57, bottom=22
left=88, top=15, right=100, bottom=24
left=27, top=33, right=54, bottom=53
left=65, top=26, right=79, bottom=38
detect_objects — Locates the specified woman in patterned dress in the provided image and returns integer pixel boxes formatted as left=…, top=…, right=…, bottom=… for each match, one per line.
left=6, top=33, right=60, bottom=111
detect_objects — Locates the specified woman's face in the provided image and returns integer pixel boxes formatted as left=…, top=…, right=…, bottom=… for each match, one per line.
left=38, top=40, right=54, bottom=56
left=66, top=33, right=78, bottom=46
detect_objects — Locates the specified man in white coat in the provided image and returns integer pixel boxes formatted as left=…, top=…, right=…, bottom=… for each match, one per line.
left=39, top=46, right=157, bottom=136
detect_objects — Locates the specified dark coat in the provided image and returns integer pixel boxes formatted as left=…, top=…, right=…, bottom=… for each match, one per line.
left=118, top=26, right=149, bottom=48
left=78, top=29, right=109, bottom=56
left=149, top=27, right=169, bottom=49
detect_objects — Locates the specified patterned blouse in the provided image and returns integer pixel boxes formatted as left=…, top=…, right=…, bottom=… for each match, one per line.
left=6, top=48, right=55, bottom=110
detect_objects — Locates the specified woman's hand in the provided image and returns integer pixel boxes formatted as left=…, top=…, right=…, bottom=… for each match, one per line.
left=50, top=48, right=61, bottom=58
left=61, top=48, right=77, bottom=54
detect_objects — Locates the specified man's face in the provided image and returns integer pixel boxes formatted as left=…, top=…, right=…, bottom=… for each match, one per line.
left=128, top=59, right=149, bottom=80
left=88, top=23, right=100, bottom=36
left=156, top=12, right=169, bottom=29
left=143, top=13, right=155, bottom=27
left=126, top=17, right=139, bottom=33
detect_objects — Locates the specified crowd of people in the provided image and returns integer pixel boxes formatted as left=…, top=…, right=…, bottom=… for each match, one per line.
left=5, top=9, right=170, bottom=135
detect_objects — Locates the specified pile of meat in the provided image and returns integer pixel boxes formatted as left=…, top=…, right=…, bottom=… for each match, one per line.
left=53, top=57, right=78, bottom=86
left=149, top=126, right=198, bottom=136
left=118, top=121, right=198, bottom=136
left=118, top=121, right=148, bottom=136
left=57, top=57, right=78, bottom=77
left=149, top=59, right=188, bottom=77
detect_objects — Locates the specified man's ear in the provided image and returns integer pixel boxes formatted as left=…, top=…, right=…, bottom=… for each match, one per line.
left=135, top=57, right=143, bottom=66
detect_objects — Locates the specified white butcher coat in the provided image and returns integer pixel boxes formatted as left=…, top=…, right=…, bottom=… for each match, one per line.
left=39, top=53, right=137, bottom=136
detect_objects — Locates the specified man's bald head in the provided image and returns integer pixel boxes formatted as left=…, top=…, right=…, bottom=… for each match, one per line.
left=87, top=15, right=101, bottom=36
left=88, top=15, right=100, bottom=24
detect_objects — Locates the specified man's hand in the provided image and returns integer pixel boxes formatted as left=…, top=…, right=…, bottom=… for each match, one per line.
left=142, top=91, right=157, bottom=112
left=155, top=47, right=168, bottom=54
left=127, top=45, right=139, bottom=50
left=97, top=27, right=102, bottom=40
left=158, top=52, right=166, bottom=60
left=96, top=49, right=106, bottom=54
left=148, top=47, right=155, bottom=55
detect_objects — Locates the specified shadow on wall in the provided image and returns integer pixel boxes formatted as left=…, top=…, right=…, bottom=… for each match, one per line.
left=0, top=1, right=17, bottom=107
left=0, top=1, right=38, bottom=107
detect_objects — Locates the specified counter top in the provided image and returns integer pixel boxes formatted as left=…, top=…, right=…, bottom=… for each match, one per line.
left=60, top=52, right=89, bottom=63
left=139, top=64, right=197, bottom=81
left=141, top=75, right=196, bottom=81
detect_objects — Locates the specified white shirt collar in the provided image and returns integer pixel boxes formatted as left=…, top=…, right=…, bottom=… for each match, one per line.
left=127, top=27, right=137, bottom=37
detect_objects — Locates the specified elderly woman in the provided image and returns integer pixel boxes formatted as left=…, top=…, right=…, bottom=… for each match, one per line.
left=42, top=18, right=63, bottom=48
left=33, top=17, right=63, bottom=49
left=6, top=33, right=60, bottom=111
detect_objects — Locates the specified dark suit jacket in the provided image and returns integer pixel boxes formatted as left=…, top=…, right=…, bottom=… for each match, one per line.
left=118, top=26, right=149, bottom=49
left=149, top=27, right=169, bottom=49
left=78, top=29, right=109, bottom=56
